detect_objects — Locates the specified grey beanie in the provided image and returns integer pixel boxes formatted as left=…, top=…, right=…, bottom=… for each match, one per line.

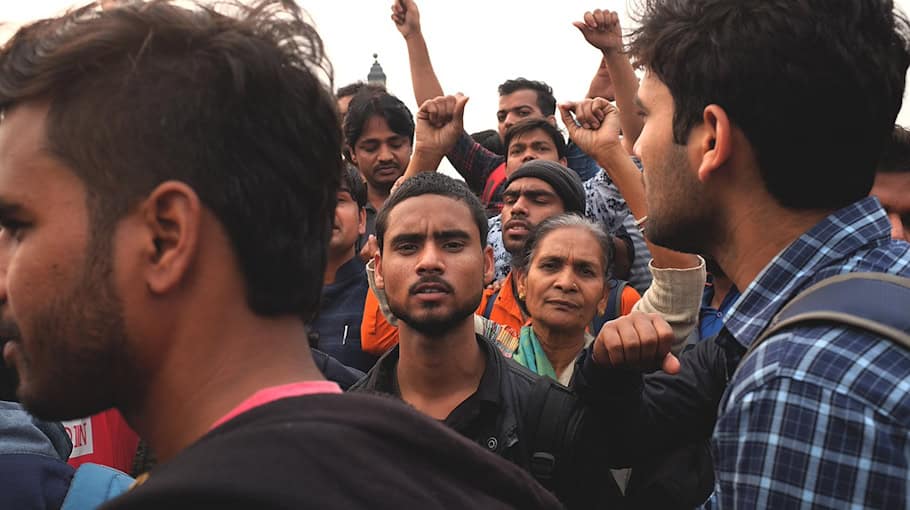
left=505, top=160, right=586, bottom=215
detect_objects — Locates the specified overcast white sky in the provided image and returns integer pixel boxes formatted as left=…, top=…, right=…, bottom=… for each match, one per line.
left=4, top=0, right=910, bottom=133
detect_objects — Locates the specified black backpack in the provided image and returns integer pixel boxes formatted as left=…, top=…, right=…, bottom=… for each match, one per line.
left=522, top=376, right=625, bottom=508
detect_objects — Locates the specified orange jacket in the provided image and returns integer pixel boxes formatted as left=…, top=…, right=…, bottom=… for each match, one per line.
left=361, top=273, right=641, bottom=356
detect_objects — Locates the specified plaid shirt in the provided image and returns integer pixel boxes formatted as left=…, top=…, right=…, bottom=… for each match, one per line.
left=447, top=131, right=503, bottom=195
left=711, top=197, right=910, bottom=509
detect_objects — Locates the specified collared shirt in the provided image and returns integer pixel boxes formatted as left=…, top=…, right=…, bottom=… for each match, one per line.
left=711, top=197, right=910, bottom=508
left=366, top=335, right=504, bottom=452
left=477, top=272, right=525, bottom=337
left=697, top=274, right=740, bottom=341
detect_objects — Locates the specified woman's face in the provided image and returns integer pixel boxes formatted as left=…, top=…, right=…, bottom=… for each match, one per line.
left=520, top=227, right=608, bottom=334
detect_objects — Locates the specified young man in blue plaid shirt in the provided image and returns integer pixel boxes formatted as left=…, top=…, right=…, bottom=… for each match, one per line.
left=567, top=0, right=910, bottom=507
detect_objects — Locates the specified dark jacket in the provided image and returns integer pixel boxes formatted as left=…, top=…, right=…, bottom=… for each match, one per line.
left=573, top=336, right=739, bottom=508
left=351, top=335, right=628, bottom=510
left=0, top=401, right=75, bottom=510
left=310, top=258, right=378, bottom=373
left=102, top=393, right=562, bottom=510
left=311, top=348, right=364, bottom=390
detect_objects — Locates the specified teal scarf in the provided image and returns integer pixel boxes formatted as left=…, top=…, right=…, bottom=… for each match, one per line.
left=514, top=325, right=557, bottom=380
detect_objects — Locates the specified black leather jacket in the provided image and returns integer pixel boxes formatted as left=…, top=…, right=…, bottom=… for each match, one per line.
left=351, top=335, right=629, bottom=509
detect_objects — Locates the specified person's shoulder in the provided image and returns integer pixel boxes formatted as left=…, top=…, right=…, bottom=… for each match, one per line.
left=499, top=353, right=575, bottom=403
left=110, top=393, right=562, bottom=510
left=739, top=323, right=910, bottom=419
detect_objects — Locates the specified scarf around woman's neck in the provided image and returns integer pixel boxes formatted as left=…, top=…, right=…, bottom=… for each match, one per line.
left=515, top=325, right=557, bottom=379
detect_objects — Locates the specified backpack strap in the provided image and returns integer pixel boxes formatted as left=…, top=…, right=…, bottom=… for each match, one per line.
left=742, top=272, right=910, bottom=364
left=589, top=279, right=628, bottom=336
left=482, top=287, right=502, bottom=319
left=522, top=377, right=577, bottom=491
left=606, top=278, right=627, bottom=320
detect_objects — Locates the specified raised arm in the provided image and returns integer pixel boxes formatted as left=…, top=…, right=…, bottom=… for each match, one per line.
left=403, top=94, right=470, bottom=179
left=575, top=9, right=643, bottom=150
left=560, top=98, right=699, bottom=271
left=391, top=0, right=444, bottom=104
left=562, top=99, right=704, bottom=349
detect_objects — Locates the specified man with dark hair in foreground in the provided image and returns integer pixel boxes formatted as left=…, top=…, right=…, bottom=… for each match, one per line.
left=568, top=0, right=910, bottom=507
left=0, top=2, right=561, bottom=508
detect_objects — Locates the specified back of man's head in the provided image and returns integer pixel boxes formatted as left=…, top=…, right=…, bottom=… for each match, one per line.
left=342, top=163, right=368, bottom=209
left=375, top=173, right=488, bottom=252
left=0, top=0, right=341, bottom=321
left=498, top=78, right=557, bottom=117
left=343, top=90, right=415, bottom=149
left=336, top=81, right=386, bottom=101
left=471, top=129, right=504, bottom=156
left=629, top=0, right=910, bottom=211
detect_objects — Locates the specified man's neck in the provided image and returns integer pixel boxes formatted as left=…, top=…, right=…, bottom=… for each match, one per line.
left=531, top=322, right=585, bottom=377
left=367, top=184, right=389, bottom=213
left=714, top=202, right=831, bottom=294
left=710, top=272, right=735, bottom=309
left=324, top=250, right=355, bottom=285
left=396, top=317, right=485, bottom=420
left=122, top=308, right=325, bottom=464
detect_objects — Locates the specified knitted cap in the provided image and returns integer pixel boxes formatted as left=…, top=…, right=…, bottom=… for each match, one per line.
left=505, top=160, right=586, bottom=215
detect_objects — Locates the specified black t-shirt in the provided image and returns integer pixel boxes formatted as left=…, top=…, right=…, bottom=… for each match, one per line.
left=102, top=393, right=562, bottom=510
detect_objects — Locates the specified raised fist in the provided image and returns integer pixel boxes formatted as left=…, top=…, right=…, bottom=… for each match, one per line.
left=574, top=9, right=623, bottom=54
left=391, top=0, right=421, bottom=39
left=558, top=98, right=622, bottom=159
left=414, top=94, right=470, bottom=159
left=591, top=311, right=680, bottom=374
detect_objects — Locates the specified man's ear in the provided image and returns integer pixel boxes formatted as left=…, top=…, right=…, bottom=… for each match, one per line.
left=483, top=245, right=495, bottom=284
left=349, top=151, right=359, bottom=167
left=374, top=251, right=385, bottom=290
left=546, top=115, right=557, bottom=127
left=559, top=157, right=568, bottom=167
left=358, top=208, right=367, bottom=236
left=695, top=104, right=732, bottom=182
left=140, top=181, right=201, bottom=295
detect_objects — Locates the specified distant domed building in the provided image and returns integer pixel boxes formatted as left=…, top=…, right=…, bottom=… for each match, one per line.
left=367, top=54, right=386, bottom=87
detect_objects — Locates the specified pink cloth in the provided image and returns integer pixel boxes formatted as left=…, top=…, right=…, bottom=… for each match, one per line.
left=211, top=381, right=342, bottom=430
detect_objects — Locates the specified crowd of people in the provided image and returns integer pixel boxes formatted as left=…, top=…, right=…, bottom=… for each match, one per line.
left=0, top=0, right=908, bottom=509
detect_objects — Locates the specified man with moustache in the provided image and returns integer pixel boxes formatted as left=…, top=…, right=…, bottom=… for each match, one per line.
left=352, top=171, right=680, bottom=509
left=344, top=90, right=414, bottom=250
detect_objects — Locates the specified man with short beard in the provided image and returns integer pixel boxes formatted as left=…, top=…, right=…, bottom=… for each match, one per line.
left=351, top=171, right=681, bottom=509
left=556, top=0, right=910, bottom=507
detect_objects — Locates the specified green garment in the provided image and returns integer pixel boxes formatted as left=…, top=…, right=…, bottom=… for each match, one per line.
left=514, top=325, right=557, bottom=379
